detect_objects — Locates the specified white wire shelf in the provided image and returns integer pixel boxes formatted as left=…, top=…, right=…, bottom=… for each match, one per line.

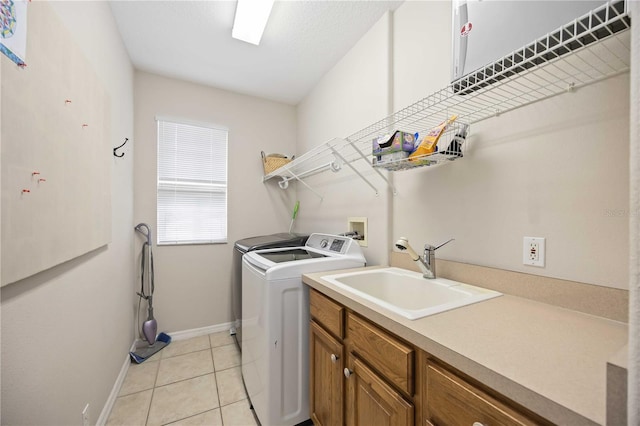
left=264, top=0, right=631, bottom=194
left=262, top=137, right=394, bottom=199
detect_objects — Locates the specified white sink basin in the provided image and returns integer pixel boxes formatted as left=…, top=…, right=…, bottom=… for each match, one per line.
left=321, top=267, right=501, bottom=320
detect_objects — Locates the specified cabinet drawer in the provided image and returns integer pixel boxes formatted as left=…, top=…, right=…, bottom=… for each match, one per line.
left=346, top=312, right=414, bottom=395
left=310, top=289, right=345, bottom=339
left=425, top=362, right=540, bottom=426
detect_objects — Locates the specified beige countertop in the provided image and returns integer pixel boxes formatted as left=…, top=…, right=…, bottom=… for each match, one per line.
left=303, top=266, right=628, bottom=426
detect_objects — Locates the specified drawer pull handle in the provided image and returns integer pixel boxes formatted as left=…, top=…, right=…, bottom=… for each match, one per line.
left=344, top=368, right=352, bottom=378
left=472, top=423, right=486, bottom=426
left=330, top=354, right=339, bottom=363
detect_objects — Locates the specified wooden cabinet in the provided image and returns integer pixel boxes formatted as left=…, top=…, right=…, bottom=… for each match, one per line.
left=309, top=320, right=344, bottom=426
left=310, top=289, right=415, bottom=426
left=309, top=288, right=549, bottom=426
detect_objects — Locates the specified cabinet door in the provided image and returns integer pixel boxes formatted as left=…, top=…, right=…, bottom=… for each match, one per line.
left=310, top=320, right=344, bottom=426
left=346, top=356, right=414, bottom=426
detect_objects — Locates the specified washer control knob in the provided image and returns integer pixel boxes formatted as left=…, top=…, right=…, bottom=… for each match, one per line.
left=320, top=239, right=329, bottom=248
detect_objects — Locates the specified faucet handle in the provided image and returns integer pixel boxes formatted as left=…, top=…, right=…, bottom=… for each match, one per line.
left=425, top=238, right=455, bottom=251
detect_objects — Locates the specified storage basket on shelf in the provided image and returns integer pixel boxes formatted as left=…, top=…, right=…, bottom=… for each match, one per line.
left=261, top=151, right=293, bottom=175
left=371, top=120, right=469, bottom=172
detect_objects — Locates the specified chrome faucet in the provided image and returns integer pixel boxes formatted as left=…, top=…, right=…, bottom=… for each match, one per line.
left=395, top=237, right=455, bottom=279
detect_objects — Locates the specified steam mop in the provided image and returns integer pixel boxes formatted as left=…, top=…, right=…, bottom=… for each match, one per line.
left=130, top=223, right=171, bottom=363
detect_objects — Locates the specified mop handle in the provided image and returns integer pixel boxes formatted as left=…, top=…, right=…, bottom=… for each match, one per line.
left=289, top=201, right=299, bottom=234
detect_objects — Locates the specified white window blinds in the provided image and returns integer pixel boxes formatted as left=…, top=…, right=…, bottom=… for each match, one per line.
left=157, top=118, right=228, bottom=245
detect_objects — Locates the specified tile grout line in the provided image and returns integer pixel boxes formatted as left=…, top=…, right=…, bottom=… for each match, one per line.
left=145, top=361, right=160, bottom=426
left=210, top=335, right=232, bottom=425
left=145, top=351, right=161, bottom=425
left=143, top=352, right=241, bottom=392
left=145, top=388, right=155, bottom=426
left=151, top=367, right=243, bottom=390
left=160, top=408, right=219, bottom=426
left=211, top=345, right=225, bottom=425
left=159, top=347, right=212, bottom=362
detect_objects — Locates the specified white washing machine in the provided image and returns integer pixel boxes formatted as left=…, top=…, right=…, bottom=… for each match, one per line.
left=241, top=233, right=366, bottom=426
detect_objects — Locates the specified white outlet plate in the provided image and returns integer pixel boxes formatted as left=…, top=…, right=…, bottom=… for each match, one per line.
left=523, top=237, right=545, bottom=267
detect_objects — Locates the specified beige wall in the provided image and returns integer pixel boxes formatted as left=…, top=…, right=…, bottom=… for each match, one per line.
left=134, top=72, right=297, bottom=332
left=1, top=2, right=135, bottom=425
left=296, top=1, right=629, bottom=290
left=392, top=1, right=451, bottom=109
left=391, top=1, right=629, bottom=289
left=295, top=12, right=393, bottom=267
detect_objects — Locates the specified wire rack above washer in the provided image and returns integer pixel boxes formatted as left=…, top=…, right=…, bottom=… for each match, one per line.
left=263, top=0, right=631, bottom=196
left=262, top=137, right=394, bottom=199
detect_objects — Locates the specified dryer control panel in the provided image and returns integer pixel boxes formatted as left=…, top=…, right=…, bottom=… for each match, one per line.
left=306, top=234, right=356, bottom=255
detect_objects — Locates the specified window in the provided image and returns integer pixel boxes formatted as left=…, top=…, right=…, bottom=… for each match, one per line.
left=156, top=117, right=228, bottom=245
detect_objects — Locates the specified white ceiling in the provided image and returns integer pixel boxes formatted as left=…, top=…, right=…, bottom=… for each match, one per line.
left=110, top=1, right=403, bottom=105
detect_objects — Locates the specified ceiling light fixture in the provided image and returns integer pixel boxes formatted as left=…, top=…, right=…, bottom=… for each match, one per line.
left=232, top=0, right=275, bottom=46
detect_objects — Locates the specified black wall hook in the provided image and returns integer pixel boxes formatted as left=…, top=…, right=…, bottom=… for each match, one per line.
left=114, top=138, right=129, bottom=157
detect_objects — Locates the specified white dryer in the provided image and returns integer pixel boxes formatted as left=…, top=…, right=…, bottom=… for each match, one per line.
left=241, top=233, right=366, bottom=426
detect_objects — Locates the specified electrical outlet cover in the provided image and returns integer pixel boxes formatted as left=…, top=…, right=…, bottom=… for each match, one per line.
left=523, top=237, right=545, bottom=267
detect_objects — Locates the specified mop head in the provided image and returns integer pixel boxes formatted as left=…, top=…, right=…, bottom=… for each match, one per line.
left=129, top=332, right=172, bottom=363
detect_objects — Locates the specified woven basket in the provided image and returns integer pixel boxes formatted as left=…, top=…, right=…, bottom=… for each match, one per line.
left=262, top=151, right=292, bottom=175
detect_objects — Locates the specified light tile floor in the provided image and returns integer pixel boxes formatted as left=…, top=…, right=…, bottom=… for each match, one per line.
left=107, top=332, right=259, bottom=426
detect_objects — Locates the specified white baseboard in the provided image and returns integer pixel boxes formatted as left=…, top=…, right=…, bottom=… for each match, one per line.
left=97, top=322, right=234, bottom=425
left=166, top=322, right=235, bottom=342
left=96, top=340, right=137, bottom=426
